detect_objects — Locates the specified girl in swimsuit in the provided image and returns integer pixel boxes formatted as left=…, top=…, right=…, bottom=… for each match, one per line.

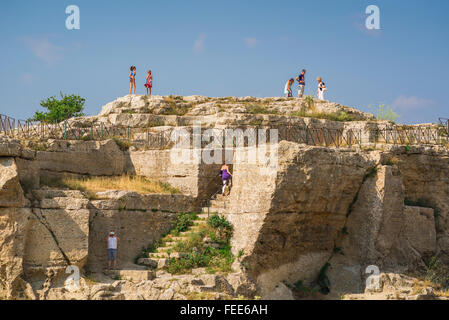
left=221, top=162, right=232, bottom=196
left=284, top=78, right=294, bottom=98
left=129, top=66, right=136, bottom=95
left=144, top=70, right=153, bottom=96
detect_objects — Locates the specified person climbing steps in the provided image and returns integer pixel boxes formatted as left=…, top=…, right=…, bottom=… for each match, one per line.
left=220, top=162, right=232, bottom=196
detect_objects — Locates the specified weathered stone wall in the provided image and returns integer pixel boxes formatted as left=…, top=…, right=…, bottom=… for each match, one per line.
left=227, top=142, right=377, bottom=296
left=24, top=190, right=90, bottom=282
left=87, top=191, right=197, bottom=272
left=36, top=139, right=126, bottom=177
left=225, top=142, right=446, bottom=299
left=389, top=148, right=449, bottom=262
left=126, top=149, right=221, bottom=199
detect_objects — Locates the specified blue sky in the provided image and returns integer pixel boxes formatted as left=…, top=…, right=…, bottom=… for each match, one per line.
left=1, top=0, right=448, bottom=124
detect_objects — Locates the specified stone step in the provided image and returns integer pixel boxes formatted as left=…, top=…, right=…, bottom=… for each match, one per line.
left=104, top=269, right=155, bottom=282
left=214, top=194, right=228, bottom=201
left=156, top=246, right=173, bottom=253
left=187, top=225, right=203, bottom=231
left=166, top=236, right=189, bottom=242
left=178, top=231, right=195, bottom=238
left=149, top=252, right=169, bottom=258
left=148, top=252, right=186, bottom=259
left=209, top=200, right=228, bottom=208
left=202, top=207, right=227, bottom=214
left=137, top=258, right=168, bottom=269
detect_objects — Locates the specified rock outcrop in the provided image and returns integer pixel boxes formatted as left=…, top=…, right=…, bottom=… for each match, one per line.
left=1, top=95, right=449, bottom=300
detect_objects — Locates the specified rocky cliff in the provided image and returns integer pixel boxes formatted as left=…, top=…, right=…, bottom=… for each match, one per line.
left=1, top=95, right=449, bottom=300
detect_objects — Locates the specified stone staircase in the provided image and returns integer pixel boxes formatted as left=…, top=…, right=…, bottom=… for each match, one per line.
left=137, top=192, right=230, bottom=275
left=104, top=269, right=155, bottom=282
left=201, top=194, right=230, bottom=215
left=137, top=213, right=210, bottom=270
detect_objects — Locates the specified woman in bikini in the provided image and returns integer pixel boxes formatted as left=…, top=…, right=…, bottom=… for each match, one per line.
left=129, top=66, right=136, bottom=95
left=144, top=70, right=153, bottom=96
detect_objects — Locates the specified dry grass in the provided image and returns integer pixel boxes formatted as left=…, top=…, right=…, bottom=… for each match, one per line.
left=41, top=175, right=181, bottom=196
left=435, top=289, right=449, bottom=297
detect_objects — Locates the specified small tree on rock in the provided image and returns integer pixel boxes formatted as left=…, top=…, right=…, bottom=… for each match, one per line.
left=30, top=92, right=85, bottom=123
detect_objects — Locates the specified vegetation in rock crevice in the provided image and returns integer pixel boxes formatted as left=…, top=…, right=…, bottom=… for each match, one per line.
left=40, top=175, right=181, bottom=198
left=165, top=214, right=235, bottom=275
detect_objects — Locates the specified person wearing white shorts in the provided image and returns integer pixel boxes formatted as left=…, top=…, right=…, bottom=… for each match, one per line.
left=296, top=69, right=306, bottom=98
left=298, top=84, right=305, bottom=97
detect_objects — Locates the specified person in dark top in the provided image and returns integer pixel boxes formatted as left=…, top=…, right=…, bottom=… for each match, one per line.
left=296, top=69, right=306, bottom=98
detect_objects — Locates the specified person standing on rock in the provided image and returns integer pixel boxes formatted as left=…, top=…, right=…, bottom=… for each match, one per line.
left=296, top=69, right=306, bottom=98
left=129, top=66, right=136, bottom=95
left=317, top=77, right=327, bottom=101
left=144, top=70, right=153, bottom=96
left=107, top=231, right=120, bottom=270
left=221, top=162, right=232, bottom=196
left=284, top=78, right=294, bottom=98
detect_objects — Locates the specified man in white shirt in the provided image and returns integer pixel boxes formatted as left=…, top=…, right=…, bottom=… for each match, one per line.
left=106, top=231, right=120, bottom=270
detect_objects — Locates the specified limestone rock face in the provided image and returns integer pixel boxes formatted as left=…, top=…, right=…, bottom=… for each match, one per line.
left=126, top=149, right=221, bottom=198
left=262, top=282, right=295, bottom=300
left=0, top=137, right=23, bottom=157
left=0, top=157, right=26, bottom=207
left=87, top=191, right=197, bottom=272
left=391, top=151, right=449, bottom=261
left=231, top=142, right=377, bottom=296
left=36, top=139, right=126, bottom=176
left=226, top=143, right=444, bottom=299
left=344, top=273, right=448, bottom=300
left=2, top=99, right=449, bottom=301
left=23, top=190, right=90, bottom=281
left=0, top=208, right=33, bottom=299
left=93, top=95, right=375, bottom=128
left=403, top=206, right=436, bottom=258
left=326, top=165, right=414, bottom=296
left=225, top=142, right=376, bottom=296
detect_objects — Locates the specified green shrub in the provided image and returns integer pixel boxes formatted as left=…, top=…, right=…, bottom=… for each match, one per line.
left=134, top=239, right=166, bottom=264
left=304, top=95, right=315, bottom=110
left=425, top=256, right=449, bottom=289
left=173, top=212, right=197, bottom=234
left=246, top=104, right=275, bottom=115
left=291, top=110, right=356, bottom=122
left=208, top=214, right=232, bottom=230
left=30, top=92, right=85, bottom=123
left=166, top=214, right=234, bottom=274
left=112, top=137, right=132, bottom=151
left=375, top=104, right=399, bottom=122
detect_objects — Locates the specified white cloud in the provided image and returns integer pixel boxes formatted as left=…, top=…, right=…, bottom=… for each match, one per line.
left=193, top=34, right=206, bottom=54
left=21, top=73, right=33, bottom=85
left=392, top=96, right=435, bottom=109
left=21, top=37, right=63, bottom=64
left=244, top=37, right=258, bottom=48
